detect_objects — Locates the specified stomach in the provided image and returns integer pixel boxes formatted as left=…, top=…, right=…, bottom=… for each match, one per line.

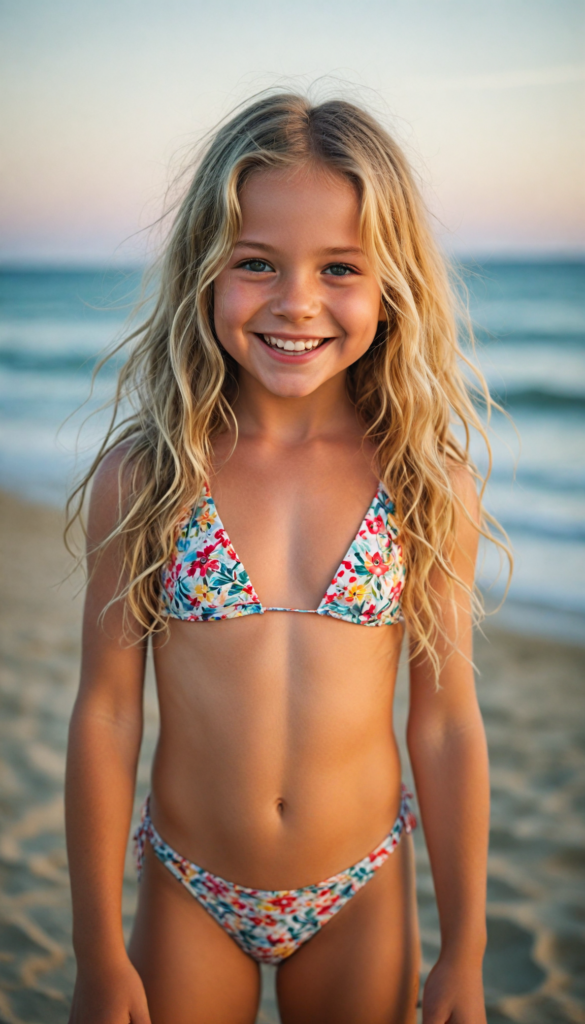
left=149, top=612, right=405, bottom=889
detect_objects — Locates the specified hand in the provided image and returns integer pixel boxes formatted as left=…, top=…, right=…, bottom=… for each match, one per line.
left=422, top=954, right=486, bottom=1024
left=68, top=956, right=151, bottom=1024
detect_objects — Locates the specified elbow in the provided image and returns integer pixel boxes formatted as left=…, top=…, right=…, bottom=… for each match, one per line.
left=68, top=688, right=144, bottom=751
left=406, top=703, right=487, bottom=765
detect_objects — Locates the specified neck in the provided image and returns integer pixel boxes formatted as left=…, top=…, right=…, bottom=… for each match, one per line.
left=232, top=369, right=360, bottom=446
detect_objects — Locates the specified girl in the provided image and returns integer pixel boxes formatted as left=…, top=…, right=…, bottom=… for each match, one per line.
left=65, top=93, right=502, bottom=1024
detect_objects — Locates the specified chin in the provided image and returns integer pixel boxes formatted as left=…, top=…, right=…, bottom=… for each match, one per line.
left=266, top=379, right=322, bottom=399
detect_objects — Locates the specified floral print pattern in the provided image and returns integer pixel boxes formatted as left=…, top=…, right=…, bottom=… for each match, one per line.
left=161, top=483, right=405, bottom=626
left=161, top=485, right=262, bottom=621
left=134, top=787, right=416, bottom=965
left=319, top=483, right=405, bottom=625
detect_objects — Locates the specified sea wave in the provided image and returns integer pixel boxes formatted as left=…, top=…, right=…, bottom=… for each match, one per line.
left=495, top=514, right=585, bottom=543
left=492, top=387, right=585, bottom=411
left=487, top=466, right=585, bottom=493
left=0, top=348, right=118, bottom=374
left=474, top=329, right=585, bottom=346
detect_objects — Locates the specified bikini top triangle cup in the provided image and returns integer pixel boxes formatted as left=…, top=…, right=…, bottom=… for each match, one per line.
left=160, top=482, right=405, bottom=627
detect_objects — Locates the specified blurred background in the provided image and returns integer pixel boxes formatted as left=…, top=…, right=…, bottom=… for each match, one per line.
left=0, top=1, right=583, bottom=1022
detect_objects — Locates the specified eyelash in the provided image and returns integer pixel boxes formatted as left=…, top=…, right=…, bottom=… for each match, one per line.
left=236, top=260, right=358, bottom=276
left=323, top=263, right=356, bottom=277
left=237, top=259, right=273, bottom=273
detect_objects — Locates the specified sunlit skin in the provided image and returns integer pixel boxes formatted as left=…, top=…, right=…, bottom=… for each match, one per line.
left=66, top=164, right=489, bottom=1024
left=213, top=163, right=386, bottom=399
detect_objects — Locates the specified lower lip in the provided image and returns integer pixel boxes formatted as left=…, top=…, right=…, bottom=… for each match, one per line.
left=254, top=334, right=333, bottom=364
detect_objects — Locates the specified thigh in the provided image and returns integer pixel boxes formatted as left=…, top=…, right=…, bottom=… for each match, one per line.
left=276, top=834, right=420, bottom=1024
left=128, top=843, right=261, bottom=1024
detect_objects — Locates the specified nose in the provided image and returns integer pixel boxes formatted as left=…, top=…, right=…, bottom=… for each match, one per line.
left=269, top=270, right=321, bottom=323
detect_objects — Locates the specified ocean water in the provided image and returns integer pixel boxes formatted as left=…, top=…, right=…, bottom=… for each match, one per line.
left=0, top=261, right=584, bottom=640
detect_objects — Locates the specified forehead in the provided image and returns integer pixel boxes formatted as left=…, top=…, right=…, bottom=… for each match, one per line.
left=238, top=164, right=361, bottom=247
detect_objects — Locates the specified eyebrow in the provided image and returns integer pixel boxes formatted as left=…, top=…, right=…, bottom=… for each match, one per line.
left=233, top=241, right=276, bottom=252
left=322, top=246, right=364, bottom=256
left=234, top=241, right=365, bottom=256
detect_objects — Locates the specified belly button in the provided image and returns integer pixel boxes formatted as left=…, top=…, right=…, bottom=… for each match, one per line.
left=276, top=798, right=285, bottom=816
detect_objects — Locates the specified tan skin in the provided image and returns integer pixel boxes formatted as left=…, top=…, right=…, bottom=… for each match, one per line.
left=66, top=164, right=489, bottom=1024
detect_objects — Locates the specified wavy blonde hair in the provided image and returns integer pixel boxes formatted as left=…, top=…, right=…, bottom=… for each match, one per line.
left=67, top=92, right=510, bottom=674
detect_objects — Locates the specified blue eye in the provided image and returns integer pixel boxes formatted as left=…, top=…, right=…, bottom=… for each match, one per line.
left=324, top=264, right=355, bottom=277
left=239, top=259, right=273, bottom=273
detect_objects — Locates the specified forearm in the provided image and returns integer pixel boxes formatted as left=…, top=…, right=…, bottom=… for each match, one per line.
left=408, top=709, right=489, bottom=961
left=65, top=697, right=143, bottom=965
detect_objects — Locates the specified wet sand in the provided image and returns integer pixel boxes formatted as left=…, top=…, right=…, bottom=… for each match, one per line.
left=0, top=488, right=584, bottom=1024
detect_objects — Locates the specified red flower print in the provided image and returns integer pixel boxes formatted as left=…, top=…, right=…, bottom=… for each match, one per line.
left=325, top=593, right=336, bottom=604
left=341, top=560, right=352, bottom=570
left=362, top=603, right=376, bottom=620
left=364, top=551, right=389, bottom=577
left=389, top=581, right=403, bottom=602
left=269, top=894, right=298, bottom=911
left=317, top=894, right=339, bottom=915
left=166, top=556, right=181, bottom=582
left=367, top=515, right=385, bottom=535
left=369, top=847, right=388, bottom=863
left=164, top=575, right=176, bottom=595
left=206, top=876, right=230, bottom=897
left=215, top=528, right=231, bottom=548
left=186, top=542, right=221, bottom=577
left=349, top=576, right=357, bottom=583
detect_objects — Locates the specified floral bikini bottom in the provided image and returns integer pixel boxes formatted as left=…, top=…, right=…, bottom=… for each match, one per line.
left=134, top=786, right=416, bottom=965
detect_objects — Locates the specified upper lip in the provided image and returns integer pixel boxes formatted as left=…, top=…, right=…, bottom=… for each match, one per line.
left=256, top=332, right=332, bottom=340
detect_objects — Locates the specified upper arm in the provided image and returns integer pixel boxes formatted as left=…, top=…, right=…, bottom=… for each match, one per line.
left=77, top=444, right=148, bottom=724
left=408, top=463, right=482, bottom=734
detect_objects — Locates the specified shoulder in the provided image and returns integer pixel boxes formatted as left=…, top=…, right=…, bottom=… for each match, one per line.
left=444, top=460, right=481, bottom=575
left=88, top=438, right=143, bottom=543
left=447, top=460, right=480, bottom=526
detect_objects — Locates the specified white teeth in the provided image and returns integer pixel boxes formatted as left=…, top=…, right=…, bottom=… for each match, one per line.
left=262, top=335, right=323, bottom=353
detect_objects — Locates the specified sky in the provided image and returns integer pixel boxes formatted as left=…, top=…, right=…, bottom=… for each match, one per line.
left=1, top=0, right=584, bottom=262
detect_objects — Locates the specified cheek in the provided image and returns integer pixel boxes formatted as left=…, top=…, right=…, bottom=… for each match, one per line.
left=335, top=286, right=382, bottom=340
left=214, top=277, right=259, bottom=336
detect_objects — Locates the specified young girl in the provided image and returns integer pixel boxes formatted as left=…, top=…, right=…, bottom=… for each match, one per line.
left=65, top=93, right=501, bottom=1024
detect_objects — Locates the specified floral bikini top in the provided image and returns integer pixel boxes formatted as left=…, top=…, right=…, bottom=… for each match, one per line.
left=161, top=482, right=405, bottom=627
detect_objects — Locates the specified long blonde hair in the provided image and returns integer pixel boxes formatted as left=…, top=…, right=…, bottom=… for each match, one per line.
left=67, top=92, right=510, bottom=673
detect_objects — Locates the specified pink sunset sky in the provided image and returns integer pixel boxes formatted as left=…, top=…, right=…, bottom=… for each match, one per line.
left=1, top=0, right=584, bottom=263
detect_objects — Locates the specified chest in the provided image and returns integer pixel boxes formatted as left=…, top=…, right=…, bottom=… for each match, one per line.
left=209, top=442, right=380, bottom=608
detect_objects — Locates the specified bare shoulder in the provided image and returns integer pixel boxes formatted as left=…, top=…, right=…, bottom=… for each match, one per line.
left=447, top=460, right=480, bottom=526
left=443, top=461, right=481, bottom=581
left=87, top=438, right=141, bottom=546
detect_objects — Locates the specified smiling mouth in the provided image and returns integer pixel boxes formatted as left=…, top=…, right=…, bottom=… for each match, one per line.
left=258, top=334, right=332, bottom=353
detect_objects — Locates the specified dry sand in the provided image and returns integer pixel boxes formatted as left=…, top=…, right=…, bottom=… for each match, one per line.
left=0, top=489, right=584, bottom=1024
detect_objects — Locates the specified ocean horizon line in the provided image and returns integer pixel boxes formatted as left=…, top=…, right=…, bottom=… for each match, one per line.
left=1, top=252, right=585, bottom=273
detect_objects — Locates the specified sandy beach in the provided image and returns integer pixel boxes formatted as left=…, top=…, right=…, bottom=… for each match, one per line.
left=0, top=488, right=584, bottom=1024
